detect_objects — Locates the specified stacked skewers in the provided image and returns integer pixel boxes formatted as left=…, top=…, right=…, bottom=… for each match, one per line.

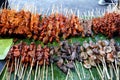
left=0, top=9, right=120, bottom=44
left=5, top=39, right=120, bottom=75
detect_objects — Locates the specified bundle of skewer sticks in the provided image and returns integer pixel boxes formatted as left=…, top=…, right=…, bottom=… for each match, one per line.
left=5, top=41, right=50, bottom=80
left=4, top=39, right=120, bottom=80
left=0, top=9, right=119, bottom=44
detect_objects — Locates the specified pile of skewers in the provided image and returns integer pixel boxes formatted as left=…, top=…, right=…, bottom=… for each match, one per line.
left=92, top=12, right=120, bottom=37
left=39, top=14, right=87, bottom=43
left=0, top=9, right=93, bottom=44
left=6, top=42, right=50, bottom=73
left=50, top=39, right=120, bottom=73
left=1, top=9, right=120, bottom=44
left=0, top=9, right=40, bottom=39
left=5, top=39, right=120, bottom=74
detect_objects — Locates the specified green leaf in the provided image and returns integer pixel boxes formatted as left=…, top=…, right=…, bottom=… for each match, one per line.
left=0, top=39, right=13, bottom=60
left=0, top=34, right=120, bottom=80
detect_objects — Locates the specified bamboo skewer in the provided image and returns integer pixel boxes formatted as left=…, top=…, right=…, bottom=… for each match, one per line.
left=65, top=69, right=70, bottom=80
left=19, top=64, right=24, bottom=80
left=21, top=64, right=28, bottom=80
left=42, top=60, right=46, bottom=80
left=34, top=61, right=38, bottom=80
left=80, top=62, right=85, bottom=78
left=102, top=57, right=110, bottom=80
left=74, top=62, right=82, bottom=80
left=2, top=61, right=9, bottom=80
left=14, top=57, right=20, bottom=80
left=98, top=63, right=103, bottom=75
left=111, top=63, right=117, bottom=75
left=117, top=66, right=119, bottom=80
left=89, top=69, right=95, bottom=80
left=17, top=58, right=22, bottom=77
left=109, top=64, right=113, bottom=80
left=69, top=70, right=73, bottom=80
left=14, top=58, right=17, bottom=80
left=51, top=63, right=54, bottom=80
left=115, top=59, right=119, bottom=80
left=95, top=64, right=103, bottom=80
left=46, top=65, right=48, bottom=80
left=26, top=58, right=34, bottom=80
left=37, top=65, right=41, bottom=80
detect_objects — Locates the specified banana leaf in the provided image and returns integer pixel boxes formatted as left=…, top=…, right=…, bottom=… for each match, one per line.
left=0, top=34, right=119, bottom=80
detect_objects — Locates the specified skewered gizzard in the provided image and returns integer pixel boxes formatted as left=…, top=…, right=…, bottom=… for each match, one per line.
left=49, top=39, right=120, bottom=73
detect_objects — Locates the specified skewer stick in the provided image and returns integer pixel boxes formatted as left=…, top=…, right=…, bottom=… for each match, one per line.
left=19, top=64, right=25, bottom=80
left=51, top=63, right=54, bottom=80
left=46, top=65, right=48, bottom=80
left=42, top=60, right=46, bottom=80
left=14, top=57, right=17, bottom=80
left=51, top=4, right=55, bottom=14
left=102, top=66, right=106, bottom=80
left=98, top=63, right=103, bottom=74
left=89, top=69, right=95, bottom=80
left=45, top=8, right=50, bottom=16
left=65, top=69, right=70, bottom=80
left=2, top=61, right=9, bottom=80
left=80, top=62, right=85, bottom=78
left=77, top=10, right=80, bottom=19
left=17, top=58, right=22, bottom=77
left=111, top=63, right=117, bottom=77
left=109, top=64, right=113, bottom=80
left=115, top=59, right=119, bottom=80
left=14, top=57, right=19, bottom=80
left=74, top=62, right=81, bottom=80
left=117, top=66, right=119, bottom=80
left=34, top=61, right=39, bottom=80
left=18, top=58, right=24, bottom=78
left=102, top=57, right=110, bottom=80
left=26, top=58, right=34, bottom=80
left=22, top=64, right=28, bottom=80
left=39, top=8, right=42, bottom=15
left=4, top=0, right=7, bottom=9
left=60, top=4, right=63, bottom=14
left=69, top=70, right=73, bottom=80
left=95, top=64, right=103, bottom=80
left=65, top=60, right=74, bottom=80
left=55, top=5, right=58, bottom=14
left=37, top=65, right=41, bottom=80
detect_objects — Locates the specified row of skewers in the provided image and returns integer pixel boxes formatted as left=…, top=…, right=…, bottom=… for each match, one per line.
left=92, top=12, right=120, bottom=37
left=0, top=9, right=120, bottom=44
left=5, top=39, right=120, bottom=75
left=6, top=41, right=50, bottom=80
